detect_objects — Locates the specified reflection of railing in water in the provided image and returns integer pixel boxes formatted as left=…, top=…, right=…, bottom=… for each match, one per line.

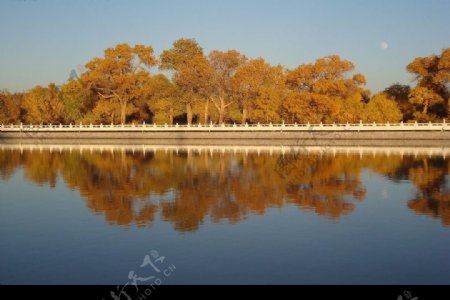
left=0, top=144, right=449, bottom=157
left=0, top=121, right=449, bottom=132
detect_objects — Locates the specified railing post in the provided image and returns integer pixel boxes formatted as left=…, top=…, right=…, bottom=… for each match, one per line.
left=20, top=122, right=23, bottom=129
left=69, top=123, right=72, bottom=128
left=59, top=123, right=62, bottom=129
left=257, top=122, right=260, bottom=127
left=245, top=122, right=248, bottom=127
left=100, top=123, right=103, bottom=128
left=176, top=123, right=179, bottom=128
left=90, top=123, right=93, bottom=128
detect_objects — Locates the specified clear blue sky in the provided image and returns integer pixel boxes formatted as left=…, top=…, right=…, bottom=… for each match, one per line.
left=1, top=0, right=449, bottom=93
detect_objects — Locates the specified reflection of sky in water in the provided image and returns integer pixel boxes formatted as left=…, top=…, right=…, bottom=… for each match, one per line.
left=0, top=148, right=449, bottom=284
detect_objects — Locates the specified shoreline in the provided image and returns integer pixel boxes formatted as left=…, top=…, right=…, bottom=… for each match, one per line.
left=1, top=130, right=450, bottom=144
left=1, top=137, right=450, bottom=147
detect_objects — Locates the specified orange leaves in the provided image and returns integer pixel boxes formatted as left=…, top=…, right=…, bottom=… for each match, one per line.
left=352, top=73, right=366, bottom=85
left=404, top=47, right=449, bottom=120
left=284, top=55, right=368, bottom=123
left=6, top=40, right=448, bottom=125
left=160, top=38, right=204, bottom=71
left=287, top=55, right=364, bottom=96
left=159, top=39, right=213, bottom=124
left=0, top=90, right=22, bottom=124
left=81, top=43, right=157, bottom=123
left=364, top=93, right=403, bottom=123
left=282, top=91, right=340, bottom=123
left=22, top=84, right=64, bottom=124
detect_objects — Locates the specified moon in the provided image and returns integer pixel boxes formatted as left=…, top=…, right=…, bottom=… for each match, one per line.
left=380, top=41, right=388, bottom=49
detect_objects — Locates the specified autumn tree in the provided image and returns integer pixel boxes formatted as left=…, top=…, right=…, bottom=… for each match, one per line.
left=407, top=47, right=449, bottom=120
left=208, top=50, right=247, bottom=123
left=384, top=83, right=414, bottom=121
left=363, top=93, right=403, bottom=123
left=81, top=43, right=157, bottom=124
left=283, top=55, right=367, bottom=123
left=160, top=38, right=213, bottom=125
left=0, top=90, right=22, bottom=124
left=60, top=79, right=93, bottom=124
left=282, top=92, right=340, bottom=123
left=21, top=84, right=64, bottom=124
left=145, top=74, right=183, bottom=124
left=231, top=58, right=282, bottom=123
left=251, top=65, right=287, bottom=123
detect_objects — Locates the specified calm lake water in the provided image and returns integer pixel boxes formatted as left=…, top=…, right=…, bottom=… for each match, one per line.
left=0, top=144, right=449, bottom=285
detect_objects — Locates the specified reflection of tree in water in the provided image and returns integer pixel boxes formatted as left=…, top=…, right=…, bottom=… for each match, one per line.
left=1, top=149, right=449, bottom=230
left=276, top=153, right=366, bottom=218
left=405, top=158, right=450, bottom=226
left=363, top=154, right=450, bottom=226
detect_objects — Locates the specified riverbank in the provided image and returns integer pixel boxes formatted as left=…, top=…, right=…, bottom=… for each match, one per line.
left=1, top=122, right=449, bottom=144
left=1, top=130, right=450, bottom=142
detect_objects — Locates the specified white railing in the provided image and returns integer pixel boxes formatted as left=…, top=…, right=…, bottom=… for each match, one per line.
left=0, top=121, right=449, bottom=132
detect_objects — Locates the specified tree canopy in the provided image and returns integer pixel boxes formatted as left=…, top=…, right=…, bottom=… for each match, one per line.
left=1, top=40, right=448, bottom=125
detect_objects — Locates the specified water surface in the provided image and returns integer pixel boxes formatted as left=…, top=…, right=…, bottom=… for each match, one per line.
left=0, top=144, right=449, bottom=284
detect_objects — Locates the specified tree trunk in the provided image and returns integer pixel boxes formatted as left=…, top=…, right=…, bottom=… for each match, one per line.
left=423, top=102, right=428, bottom=114
left=120, top=102, right=127, bottom=124
left=186, top=103, right=193, bottom=125
left=241, top=108, right=248, bottom=124
left=204, top=99, right=209, bottom=124
left=218, top=97, right=225, bottom=124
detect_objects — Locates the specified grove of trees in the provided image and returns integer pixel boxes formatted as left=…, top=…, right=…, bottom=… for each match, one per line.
left=1, top=40, right=449, bottom=125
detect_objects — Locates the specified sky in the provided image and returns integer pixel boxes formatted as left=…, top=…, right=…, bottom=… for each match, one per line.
left=0, top=0, right=449, bottom=93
